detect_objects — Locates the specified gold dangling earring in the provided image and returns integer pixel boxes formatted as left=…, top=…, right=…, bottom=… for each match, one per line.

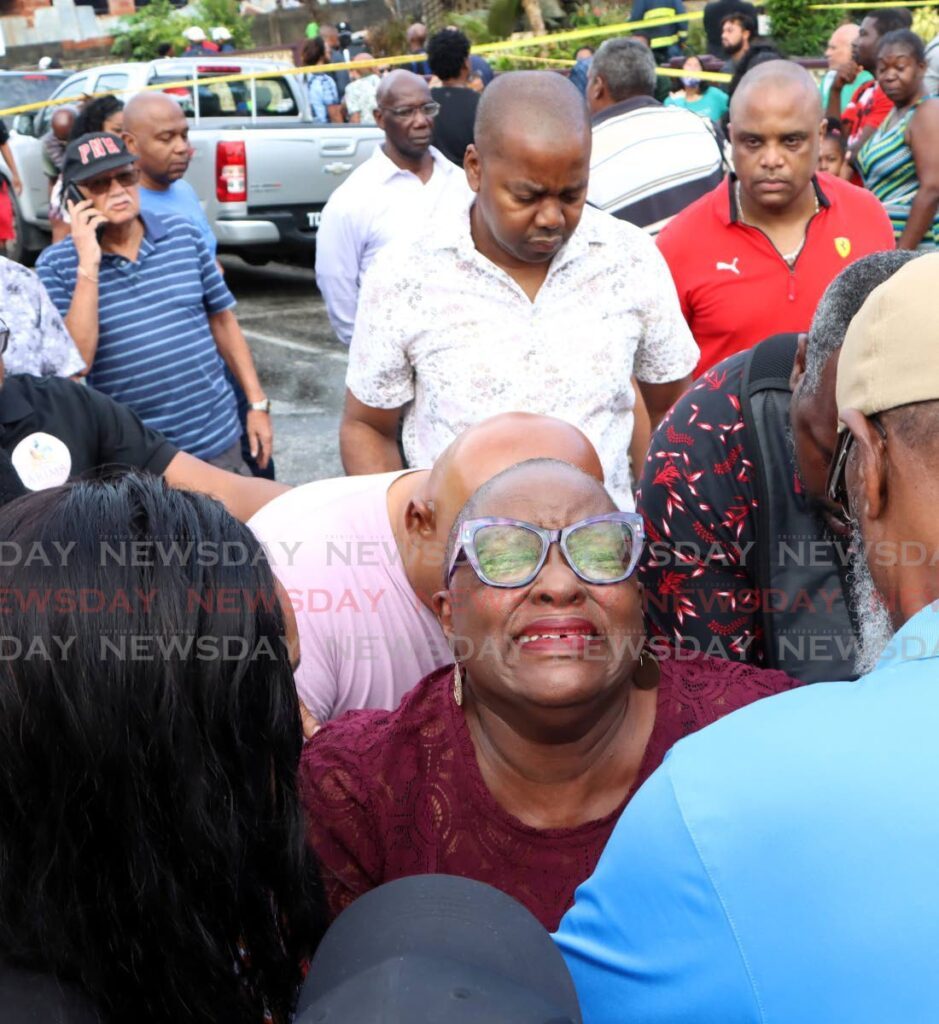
left=452, top=661, right=463, bottom=707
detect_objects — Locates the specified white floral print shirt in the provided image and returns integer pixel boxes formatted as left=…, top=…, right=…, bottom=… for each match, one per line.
left=0, top=257, right=84, bottom=377
left=347, top=200, right=699, bottom=509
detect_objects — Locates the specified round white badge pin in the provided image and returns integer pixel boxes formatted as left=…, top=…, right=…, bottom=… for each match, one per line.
left=10, top=432, right=72, bottom=491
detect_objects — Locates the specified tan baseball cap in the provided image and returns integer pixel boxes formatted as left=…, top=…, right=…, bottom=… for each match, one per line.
left=836, top=252, right=939, bottom=430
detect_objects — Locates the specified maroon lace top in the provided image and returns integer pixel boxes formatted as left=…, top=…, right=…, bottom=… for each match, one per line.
left=300, top=654, right=798, bottom=931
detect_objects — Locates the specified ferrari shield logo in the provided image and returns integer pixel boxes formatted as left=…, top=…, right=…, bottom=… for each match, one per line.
left=835, top=237, right=852, bottom=258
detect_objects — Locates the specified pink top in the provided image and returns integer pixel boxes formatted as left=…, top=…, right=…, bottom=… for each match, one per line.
left=300, top=653, right=799, bottom=931
left=248, top=471, right=451, bottom=721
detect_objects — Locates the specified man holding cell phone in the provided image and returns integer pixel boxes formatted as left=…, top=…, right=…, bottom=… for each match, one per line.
left=36, top=131, right=273, bottom=474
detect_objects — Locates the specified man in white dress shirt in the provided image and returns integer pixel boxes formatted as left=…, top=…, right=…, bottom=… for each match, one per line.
left=315, top=70, right=469, bottom=345
left=340, top=71, right=699, bottom=510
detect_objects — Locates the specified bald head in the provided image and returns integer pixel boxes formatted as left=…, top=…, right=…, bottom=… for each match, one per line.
left=474, top=71, right=589, bottom=158
left=122, top=92, right=190, bottom=188
left=426, top=413, right=603, bottom=527
left=730, top=59, right=822, bottom=123
left=729, top=60, right=825, bottom=218
left=123, top=91, right=185, bottom=134
left=830, top=22, right=859, bottom=46
left=406, top=22, right=427, bottom=47
left=51, top=106, right=76, bottom=141
left=466, top=72, right=591, bottom=265
left=374, top=70, right=434, bottom=160
left=376, top=69, right=429, bottom=107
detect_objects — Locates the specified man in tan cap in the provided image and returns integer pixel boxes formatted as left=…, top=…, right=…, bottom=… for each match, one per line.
left=557, top=252, right=939, bottom=1022
left=249, top=411, right=603, bottom=722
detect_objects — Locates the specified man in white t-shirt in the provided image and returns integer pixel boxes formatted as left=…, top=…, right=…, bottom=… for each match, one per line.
left=315, top=70, right=469, bottom=345
left=340, top=72, right=698, bottom=510
left=248, top=412, right=602, bottom=722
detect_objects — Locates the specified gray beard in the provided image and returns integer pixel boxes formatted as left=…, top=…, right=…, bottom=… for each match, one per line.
left=847, top=522, right=895, bottom=676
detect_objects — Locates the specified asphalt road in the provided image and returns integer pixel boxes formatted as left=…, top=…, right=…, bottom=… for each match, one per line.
left=222, top=255, right=348, bottom=486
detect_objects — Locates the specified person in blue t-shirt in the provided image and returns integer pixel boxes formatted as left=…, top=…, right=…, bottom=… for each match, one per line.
left=664, top=54, right=729, bottom=122
left=123, top=92, right=276, bottom=479
left=556, top=254, right=939, bottom=1024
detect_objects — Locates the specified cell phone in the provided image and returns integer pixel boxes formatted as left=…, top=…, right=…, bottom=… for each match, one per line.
left=65, top=181, right=107, bottom=241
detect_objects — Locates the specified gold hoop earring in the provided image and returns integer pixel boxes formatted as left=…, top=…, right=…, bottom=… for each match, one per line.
left=452, top=660, right=463, bottom=707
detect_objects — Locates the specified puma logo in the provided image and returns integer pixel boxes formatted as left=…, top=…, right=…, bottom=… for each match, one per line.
left=716, top=257, right=741, bottom=275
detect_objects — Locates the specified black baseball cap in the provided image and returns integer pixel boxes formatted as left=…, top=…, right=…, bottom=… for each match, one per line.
left=295, top=875, right=583, bottom=1024
left=62, top=131, right=137, bottom=188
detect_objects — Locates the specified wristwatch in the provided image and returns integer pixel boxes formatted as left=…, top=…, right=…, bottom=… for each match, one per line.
left=247, top=398, right=272, bottom=414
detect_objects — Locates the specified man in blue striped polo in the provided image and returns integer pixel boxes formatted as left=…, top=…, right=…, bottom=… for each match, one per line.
left=36, top=132, right=273, bottom=474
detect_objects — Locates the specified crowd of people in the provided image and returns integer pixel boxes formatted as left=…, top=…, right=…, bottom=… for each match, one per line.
left=1, top=2, right=939, bottom=1020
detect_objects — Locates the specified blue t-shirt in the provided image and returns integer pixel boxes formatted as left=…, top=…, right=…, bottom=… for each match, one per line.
left=665, top=86, right=729, bottom=123
left=556, top=603, right=939, bottom=1023
left=138, top=180, right=217, bottom=258
left=36, top=211, right=240, bottom=460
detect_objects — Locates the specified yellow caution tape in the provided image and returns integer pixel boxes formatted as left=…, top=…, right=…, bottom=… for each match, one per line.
left=809, top=1, right=938, bottom=6
left=0, top=10, right=707, bottom=118
left=656, top=65, right=731, bottom=81
left=498, top=52, right=731, bottom=80
left=0, top=52, right=425, bottom=117
left=495, top=53, right=578, bottom=66
left=472, top=10, right=704, bottom=55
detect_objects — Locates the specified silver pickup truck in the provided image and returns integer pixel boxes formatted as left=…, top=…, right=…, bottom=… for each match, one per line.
left=6, top=56, right=384, bottom=263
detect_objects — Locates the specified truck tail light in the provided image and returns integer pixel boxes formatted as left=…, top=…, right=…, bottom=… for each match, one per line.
left=216, top=140, right=246, bottom=202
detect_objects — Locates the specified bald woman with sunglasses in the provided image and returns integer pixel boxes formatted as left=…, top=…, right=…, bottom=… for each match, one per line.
left=301, top=459, right=800, bottom=931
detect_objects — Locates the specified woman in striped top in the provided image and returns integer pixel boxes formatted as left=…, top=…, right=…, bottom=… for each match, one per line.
left=858, top=29, right=939, bottom=250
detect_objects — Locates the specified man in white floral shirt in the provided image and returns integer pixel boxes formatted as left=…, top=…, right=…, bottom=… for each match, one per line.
left=341, top=71, right=699, bottom=510
left=0, top=257, right=85, bottom=377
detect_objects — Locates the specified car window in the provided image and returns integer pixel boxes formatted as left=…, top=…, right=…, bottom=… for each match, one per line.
left=0, top=73, right=69, bottom=110
left=94, top=73, right=129, bottom=94
left=35, top=74, right=89, bottom=134
left=153, top=74, right=299, bottom=117
left=55, top=75, right=90, bottom=104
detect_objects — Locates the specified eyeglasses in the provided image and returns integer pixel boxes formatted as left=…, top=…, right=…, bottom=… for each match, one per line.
left=0, top=318, right=9, bottom=356
left=78, top=167, right=141, bottom=196
left=447, top=513, right=645, bottom=589
left=379, top=101, right=440, bottom=121
left=825, top=418, right=887, bottom=527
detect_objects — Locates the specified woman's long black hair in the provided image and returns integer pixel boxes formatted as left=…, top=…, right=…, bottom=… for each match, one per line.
left=0, top=474, right=327, bottom=1022
left=69, top=96, right=124, bottom=139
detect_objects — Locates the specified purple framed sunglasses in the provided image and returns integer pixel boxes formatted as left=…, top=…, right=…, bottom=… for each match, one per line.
left=446, top=512, right=645, bottom=589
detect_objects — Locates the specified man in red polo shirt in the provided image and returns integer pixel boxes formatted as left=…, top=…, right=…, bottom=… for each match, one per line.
left=657, top=60, right=894, bottom=376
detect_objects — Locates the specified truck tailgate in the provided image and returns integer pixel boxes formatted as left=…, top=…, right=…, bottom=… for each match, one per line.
left=239, top=125, right=381, bottom=209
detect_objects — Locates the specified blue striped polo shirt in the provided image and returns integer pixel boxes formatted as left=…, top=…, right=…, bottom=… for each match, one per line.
left=36, top=211, right=240, bottom=460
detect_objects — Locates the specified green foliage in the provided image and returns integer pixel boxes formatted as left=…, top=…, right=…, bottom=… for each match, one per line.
left=111, top=0, right=186, bottom=60
left=365, top=17, right=409, bottom=58
left=111, top=0, right=253, bottom=62
left=685, top=19, right=706, bottom=56
left=449, top=10, right=497, bottom=45
left=913, top=7, right=939, bottom=43
left=764, top=0, right=839, bottom=57
left=191, top=0, right=254, bottom=50
left=487, top=0, right=520, bottom=40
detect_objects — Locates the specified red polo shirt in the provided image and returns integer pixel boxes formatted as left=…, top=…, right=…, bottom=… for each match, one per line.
left=656, top=173, right=895, bottom=375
